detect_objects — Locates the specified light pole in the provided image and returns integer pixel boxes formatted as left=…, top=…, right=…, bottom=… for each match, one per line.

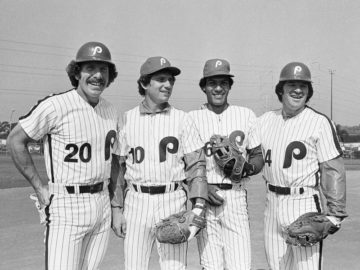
left=329, top=70, right=335, bottom=120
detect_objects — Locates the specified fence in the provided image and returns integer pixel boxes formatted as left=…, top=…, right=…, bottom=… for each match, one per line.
left=0, top=142, right=43, bottom=156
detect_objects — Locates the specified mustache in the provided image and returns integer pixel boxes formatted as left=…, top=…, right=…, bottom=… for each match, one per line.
left=87, top=78, right=105, bottom=85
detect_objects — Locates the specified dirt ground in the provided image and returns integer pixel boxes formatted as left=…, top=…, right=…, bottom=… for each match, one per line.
left=0, top=155, right=359, bottom=269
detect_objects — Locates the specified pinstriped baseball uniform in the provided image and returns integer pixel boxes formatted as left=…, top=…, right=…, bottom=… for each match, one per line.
left=257, top=106, right=342, bottom=270
left=189, top=104, right=260, bottom=270
left=19, top=89, right=120, bottom=270
left=119, top=104, right=204, bottom=270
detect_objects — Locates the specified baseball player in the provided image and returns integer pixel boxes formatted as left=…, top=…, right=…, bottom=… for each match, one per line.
left=189, top=59, right=264, bottom=270
left=6, top=41, right=124, bottom=270
left=111, top=56, right=208, bottom=270
left=257, top=62, right=348, bottom=270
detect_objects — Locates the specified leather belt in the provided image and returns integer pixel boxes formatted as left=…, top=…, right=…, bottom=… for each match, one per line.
left=132, top=183, right=179, bottom=195
left=210, top=183, right=234, bottom=190
left=66, top=182, right=104, bottom=194
left=267, top=183, right=304, bottom=195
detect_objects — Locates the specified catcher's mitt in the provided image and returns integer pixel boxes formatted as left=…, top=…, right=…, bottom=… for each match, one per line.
left=285, top=212, right=340, bottom=247
left=155, top=210, right=206, bottom=244
left=210, top=134, right=246, bottom=183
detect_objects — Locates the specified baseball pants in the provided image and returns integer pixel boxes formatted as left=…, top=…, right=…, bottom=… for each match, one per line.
left=264, top=187, right=323, bottom=270
left=123, top=184, right=188, bottom=270
left=197, top=186, right=251, bottom=270
left=45, top=184, right=111, bottom=270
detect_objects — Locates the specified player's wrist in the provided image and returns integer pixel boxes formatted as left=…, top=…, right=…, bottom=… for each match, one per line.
left=111, top=203, right=123, bottom=210
left=326, top=216, right=341, bottom=227
left=193, top=198, right=206, bottom=209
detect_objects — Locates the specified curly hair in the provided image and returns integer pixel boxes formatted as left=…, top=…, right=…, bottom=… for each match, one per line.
left=199, top=76, right=234, bottom=90
left=66, top=60, right=118, bottom=87
left=137, top=75, right=152, bottom=96
left=275, top=81, right=313, bottom=103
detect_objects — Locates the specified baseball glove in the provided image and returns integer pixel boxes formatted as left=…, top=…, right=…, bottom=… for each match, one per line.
left=155, top=210, right=206, bottom=244
left=285, top=212, right=340, bottom=247
left=210, top=134, right=246, bottom=183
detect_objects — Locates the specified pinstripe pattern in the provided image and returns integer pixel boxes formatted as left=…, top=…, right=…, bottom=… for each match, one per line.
left=119, top=106, right=203, bottom=184
left=189, top=105, right=259, bottom=185
left=119, top=105, right=203, bottom=270
left=258, top=106, right=342, bottom=270
left=264, top=190, right=322, bottom=270
left=46, top=190, right=111, bottom=270
left=124, top=188, right=188, bottom=270
left=19, top=89, right=121, bottom=270
left=258, top=107, right=341, bottom=188
left=189, top=105, right=259, bottom=270
left=19, top=89, right=121, bottom=185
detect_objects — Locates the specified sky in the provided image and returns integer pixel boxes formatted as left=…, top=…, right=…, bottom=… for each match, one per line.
left=0, top=0, right=359, bottom=126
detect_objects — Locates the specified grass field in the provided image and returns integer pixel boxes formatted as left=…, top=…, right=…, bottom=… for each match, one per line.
left=0, top=155, right=359, bottom=269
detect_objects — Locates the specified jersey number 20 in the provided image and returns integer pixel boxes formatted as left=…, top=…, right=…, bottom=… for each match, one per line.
left=64, top=130, right=116, bottom=163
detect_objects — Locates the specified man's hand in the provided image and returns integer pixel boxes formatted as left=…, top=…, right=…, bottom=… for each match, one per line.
left=208, top=185, right=225, bottom=206
left=187, top=206, right=205, bottom=241
left=34, top=184, right=50, bottom=208
left=111, top=207, right=127, bottom=238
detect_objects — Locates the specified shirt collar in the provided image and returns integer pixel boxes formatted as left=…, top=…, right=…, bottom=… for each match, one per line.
left=200, top=103, right=230, bottom=112
left=139, top=101, right=171, bottom=114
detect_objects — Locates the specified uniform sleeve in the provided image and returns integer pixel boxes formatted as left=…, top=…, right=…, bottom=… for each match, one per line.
left=183, top=148, right=208, bottom=203
left=316, top=118, right=342, bottom=162
left=181, top=113, right=208, bottom=203
left=18, top=98, right=58, bottom=140
left=319, top=157, right=348, bottom=219
left=245, top=145, right=264, bottom=176
left=181, top=114, right=204, bottom=154
left=246, top=110, right=261, bottom=150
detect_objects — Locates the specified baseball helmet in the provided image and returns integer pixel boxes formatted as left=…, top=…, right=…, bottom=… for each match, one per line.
left=75, top=41, right=115, bottom=66
left=275, top=62, right=313, bottom=102
left=279, top=62, right=312, bottom=82
left=66, top=41, right=117, bottom=87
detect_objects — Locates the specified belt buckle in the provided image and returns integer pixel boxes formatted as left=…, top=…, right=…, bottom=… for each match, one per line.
left=89, top=185, right=96, bottom=194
